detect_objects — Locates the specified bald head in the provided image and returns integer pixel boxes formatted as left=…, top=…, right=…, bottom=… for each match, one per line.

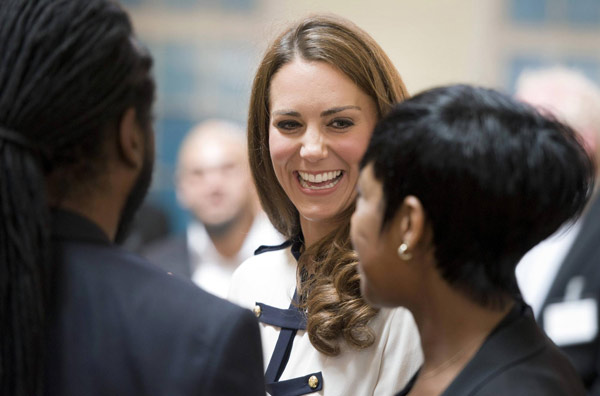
left=176, top=120, right=257, bottom=228
left=179, top=120, right=247, bottom=167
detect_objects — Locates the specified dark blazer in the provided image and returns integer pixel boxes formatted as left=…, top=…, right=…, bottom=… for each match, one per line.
left=121, top=202, right=171, bottom=253
left=142, top=234, right=191, bottom=278
left=45, top=210, right=265, bottom=396
left=540, top=192, right=600, bottom=394
left=396, top=302, right=585, bottom=396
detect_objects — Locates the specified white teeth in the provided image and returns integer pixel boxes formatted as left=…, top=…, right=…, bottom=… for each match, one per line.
left=298, top=170, right=342, bottom=183
left=298, top=170, right=343, bottom=190
left=299, top=178, right=339, bottom=190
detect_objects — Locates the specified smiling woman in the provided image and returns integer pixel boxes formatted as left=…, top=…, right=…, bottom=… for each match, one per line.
left=228, top=14, right=422, bottom=396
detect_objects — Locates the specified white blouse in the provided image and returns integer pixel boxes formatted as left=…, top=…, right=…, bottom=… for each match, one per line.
left=229, top=244, right=423, bottom=396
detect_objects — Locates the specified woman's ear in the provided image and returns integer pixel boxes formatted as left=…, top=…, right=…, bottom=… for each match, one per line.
left=118, top=107, right=143, bottom=169
left=392, top=195, right=426, bottom=250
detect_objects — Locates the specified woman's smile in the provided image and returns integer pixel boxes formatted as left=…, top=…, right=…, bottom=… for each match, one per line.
left=295, top=170, right=344, bottom=191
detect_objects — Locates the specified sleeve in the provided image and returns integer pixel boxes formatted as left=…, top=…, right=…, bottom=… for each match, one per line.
left=204, top=308, right=266, bottom=396
left=373, top=308, right=423, bottom=396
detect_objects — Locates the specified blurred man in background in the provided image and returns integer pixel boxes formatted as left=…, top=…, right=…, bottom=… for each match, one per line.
left=143, top=119, right=283, bottom=298
left=515, top=66, right=600, bottom=394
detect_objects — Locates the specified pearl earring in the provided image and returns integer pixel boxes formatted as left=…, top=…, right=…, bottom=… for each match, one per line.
left=397, top=242, right=412, bottom=261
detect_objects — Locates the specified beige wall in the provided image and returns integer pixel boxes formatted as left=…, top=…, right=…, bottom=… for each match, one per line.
left=127, top=0, right=600, bottom=233
left=131, top=0, right=504, bottom=96
left=262, top=0, right=499, bottom=94
left=130, top=0, right=600, bottom=96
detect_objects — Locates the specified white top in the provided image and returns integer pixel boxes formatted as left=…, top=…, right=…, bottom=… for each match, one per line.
left=229, top=245, right=423, bottom=396
left=516, top=221, right=582, bottom=317
left=188, top=213, right=284, bottom=298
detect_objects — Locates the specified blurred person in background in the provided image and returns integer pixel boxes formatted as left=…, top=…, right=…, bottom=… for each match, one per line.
left=0, top=1, right=265, bottom=395
left=515, top=67, right=600, bottom=393
left=228, top=14, right=422, bottom=395
left=352, top=84, right=591, bottom=395
left=143, top=119, right=283, bottom=298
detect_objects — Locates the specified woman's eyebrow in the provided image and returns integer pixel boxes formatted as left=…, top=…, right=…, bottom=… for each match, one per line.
left=272, top=109, right=300, bottom=117
left=321, top=105, right=361, bottom=117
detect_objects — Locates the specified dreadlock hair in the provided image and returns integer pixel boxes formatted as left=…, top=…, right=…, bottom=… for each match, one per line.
left=0, top=1, right=155, bottom=394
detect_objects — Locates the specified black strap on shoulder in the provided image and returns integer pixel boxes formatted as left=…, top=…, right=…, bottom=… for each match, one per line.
left=254, top=240, right=293, bottom=256
left=255, top=234, right=304, bottom=258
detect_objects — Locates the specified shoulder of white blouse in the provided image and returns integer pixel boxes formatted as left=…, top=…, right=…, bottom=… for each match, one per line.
left=378, top=307, right=421, bottom=345
left=228, top=247, right=293, bottom=305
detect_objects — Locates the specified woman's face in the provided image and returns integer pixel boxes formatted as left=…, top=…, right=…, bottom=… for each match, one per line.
left=268, top=59, right=378, bottom=235
left=351, top=164, right=408, bottom=307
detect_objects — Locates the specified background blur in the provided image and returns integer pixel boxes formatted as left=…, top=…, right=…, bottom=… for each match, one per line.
left=121, top=0, right=600, bottom=237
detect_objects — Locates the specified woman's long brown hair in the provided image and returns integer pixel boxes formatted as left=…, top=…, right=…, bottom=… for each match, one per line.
left=247, top=14, right=408, bottom=355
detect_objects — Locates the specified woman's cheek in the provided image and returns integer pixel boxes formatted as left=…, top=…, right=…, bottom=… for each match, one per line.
left=269, top=132, right=297, bottom=164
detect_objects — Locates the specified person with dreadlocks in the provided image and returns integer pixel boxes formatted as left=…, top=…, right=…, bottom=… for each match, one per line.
left=0, top=1, right=265, bottom=395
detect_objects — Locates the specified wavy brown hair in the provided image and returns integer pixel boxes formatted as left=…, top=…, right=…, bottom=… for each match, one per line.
left=248, top=14, right=408, bottom=355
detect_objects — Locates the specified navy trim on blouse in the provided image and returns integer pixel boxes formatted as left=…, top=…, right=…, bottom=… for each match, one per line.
left=254, top=236, right=323, bottom=396
left=255, top=303, right=307, bottom=330
left=267, top=372, right=323, bottom=396
left=255, top=239, right=293, bottom=256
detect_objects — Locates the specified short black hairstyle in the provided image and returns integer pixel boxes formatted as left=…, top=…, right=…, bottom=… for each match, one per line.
left=362, top=84, right=595, bottom=308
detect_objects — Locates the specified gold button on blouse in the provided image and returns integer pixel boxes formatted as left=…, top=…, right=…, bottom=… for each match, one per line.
left=253, top=305, right=261, bottom=318
left=308, top=375, right=319, bottom=389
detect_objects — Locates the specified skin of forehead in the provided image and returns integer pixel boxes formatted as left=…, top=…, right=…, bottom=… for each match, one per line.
left=269, top=59, right=367, bottom=116
left=178, top=122, right=248, bottom=171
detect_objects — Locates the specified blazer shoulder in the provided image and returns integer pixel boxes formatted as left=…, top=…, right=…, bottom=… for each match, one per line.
left=202, top=303, right=266, bottom=396
left=472, top=343, right=585, bottom=396
left=140, top=235, right=188, bottom=267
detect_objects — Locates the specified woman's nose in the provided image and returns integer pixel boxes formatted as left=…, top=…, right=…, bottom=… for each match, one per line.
left=299, top=127, right=328, bottom=162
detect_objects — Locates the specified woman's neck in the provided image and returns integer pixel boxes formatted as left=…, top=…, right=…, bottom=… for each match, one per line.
left=299, top=216, right=342, bottom=248
left=409, top=277, right=514, bottom=396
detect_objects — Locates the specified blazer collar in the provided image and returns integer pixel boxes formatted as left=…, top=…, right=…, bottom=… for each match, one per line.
left=443, top=301, right=545, bottom=395
left=51, top=209, right=111, bottom=245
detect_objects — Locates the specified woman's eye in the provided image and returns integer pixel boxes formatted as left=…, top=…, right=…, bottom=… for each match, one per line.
left=329, top=118, right=354, bottom=129
left=276, top=120, right=302, bottom=131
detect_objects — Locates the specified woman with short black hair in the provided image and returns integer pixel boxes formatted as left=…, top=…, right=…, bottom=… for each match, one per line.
left=351, top=84, right=592, bottom=395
